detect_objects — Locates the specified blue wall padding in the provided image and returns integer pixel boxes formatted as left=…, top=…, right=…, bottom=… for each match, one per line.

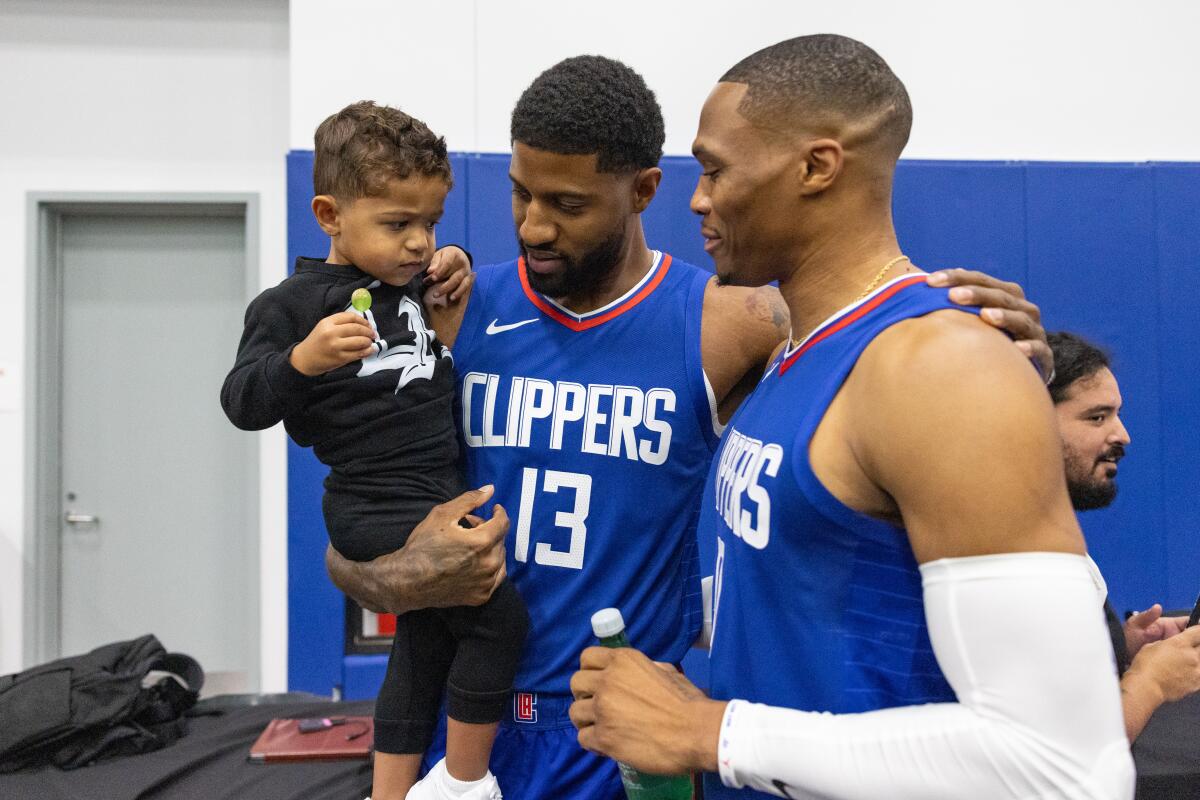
left=343, top=655, right=390, bottom=702
left=441, top=155, right=471, bottom=251
left=893, top=161, right=1028, bottom=287
left=285, top=438, right=337, bottom=694
left=286, top=150, right=1200, bottom=696
left=285, top=152, right=340, bottom=694
left=1153, top=166, right=1200, bottom=608
left=462, top=154, right=517, bottom=267
left=1025, top=165, right=1165, bottom=604
left=642, top=158, right=708, bottom=268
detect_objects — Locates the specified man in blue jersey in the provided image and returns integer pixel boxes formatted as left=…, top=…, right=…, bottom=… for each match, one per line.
left=328, top=55, right=1053, bottom=800
left=569, top=36, right=1133, bottom=799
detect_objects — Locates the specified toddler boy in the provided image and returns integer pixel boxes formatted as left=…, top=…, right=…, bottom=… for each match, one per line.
left=221, top=101, right=527, bottom=800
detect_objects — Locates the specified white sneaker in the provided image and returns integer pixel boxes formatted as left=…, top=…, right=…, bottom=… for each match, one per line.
left=404, top=758, right=502, bottom=800
left=404, top=760, right=443, bottom=800
left=454, top=774, right=501, bottom=800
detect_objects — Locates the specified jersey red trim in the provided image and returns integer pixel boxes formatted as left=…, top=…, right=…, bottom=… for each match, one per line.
left=778, top=275, right=928, bottom=376
left=518, top=253, right=672, bottom=331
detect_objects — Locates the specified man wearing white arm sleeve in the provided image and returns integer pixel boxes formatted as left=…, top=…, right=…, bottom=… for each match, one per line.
left=719, top=554, right=1130, bottom=798
left=569, top=34, right=1133, bottom=800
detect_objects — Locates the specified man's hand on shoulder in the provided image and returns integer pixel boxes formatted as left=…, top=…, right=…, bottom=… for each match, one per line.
left=325, top=485, right=507, bottom=615
left=849, top=310, right=1083, bottom=563
left=699, top=267, right=1052, bottom=426
left=927, top=268, right=1053, bottom=379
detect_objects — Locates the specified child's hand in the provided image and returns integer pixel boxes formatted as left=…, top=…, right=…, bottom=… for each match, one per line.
left=424, top=245, right=475, bottom=307
left=290, top=311, right=377, bottom=376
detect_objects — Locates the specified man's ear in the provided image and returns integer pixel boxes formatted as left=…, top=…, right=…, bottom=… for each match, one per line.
left=796, top=138, right=843, bottom=196
left=630, top=167, right=663, bottom=214
left=311, top=195, right=342, bottom=235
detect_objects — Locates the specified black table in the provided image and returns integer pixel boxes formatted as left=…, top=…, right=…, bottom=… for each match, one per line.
left=1135, top=692, right=1200, bottom=799
left=6, top=691, right=1193, bottom=799
left=0, top=697, right=375, bottom=800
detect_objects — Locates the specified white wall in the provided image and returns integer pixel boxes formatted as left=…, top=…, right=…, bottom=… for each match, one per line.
left=290, top=0, right=1200, bottom=161
left=0, top=0, right=290, bottom=690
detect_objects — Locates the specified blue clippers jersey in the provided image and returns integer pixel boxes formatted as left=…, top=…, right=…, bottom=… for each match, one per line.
left=454, top=251, right=715, bottom=694
left=703, top=275, right=968, bottom=799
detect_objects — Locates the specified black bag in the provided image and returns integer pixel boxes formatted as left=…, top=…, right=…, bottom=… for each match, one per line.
left=0, top=634, right=203, bottom=772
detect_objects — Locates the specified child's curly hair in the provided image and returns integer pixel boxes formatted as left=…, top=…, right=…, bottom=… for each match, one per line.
left=313, top=101, right=452, bottom=199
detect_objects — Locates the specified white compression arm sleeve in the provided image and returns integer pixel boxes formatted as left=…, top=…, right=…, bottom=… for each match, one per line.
left=717, top=553, right=1134, bottom=799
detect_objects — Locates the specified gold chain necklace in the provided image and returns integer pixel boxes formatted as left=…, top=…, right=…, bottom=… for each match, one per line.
left=789, top=255, right=910, bottom=348
left=856, top=254, right=910, bottom=301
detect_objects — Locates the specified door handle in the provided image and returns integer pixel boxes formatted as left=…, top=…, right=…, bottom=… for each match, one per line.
left=65, top=512, right=99, bottom=525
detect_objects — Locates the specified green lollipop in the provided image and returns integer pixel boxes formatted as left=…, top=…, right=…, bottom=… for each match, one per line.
left=351, top=287, right=372, bottom=313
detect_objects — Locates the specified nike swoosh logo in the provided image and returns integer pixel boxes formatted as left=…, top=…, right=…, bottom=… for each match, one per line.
left=486, top=318, right=540, bottom=335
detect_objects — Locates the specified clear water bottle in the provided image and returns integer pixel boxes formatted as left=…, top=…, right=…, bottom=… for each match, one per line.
left=591, top=608, right=694, bottom=800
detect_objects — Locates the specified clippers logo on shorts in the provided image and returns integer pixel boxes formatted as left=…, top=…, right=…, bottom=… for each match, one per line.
left=514, top=692, right=537, bottom=723
left=712, top=427, right=783, bottom=550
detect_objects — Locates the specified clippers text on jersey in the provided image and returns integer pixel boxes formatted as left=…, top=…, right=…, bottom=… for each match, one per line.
left=461, top=372, right=676, bottom=465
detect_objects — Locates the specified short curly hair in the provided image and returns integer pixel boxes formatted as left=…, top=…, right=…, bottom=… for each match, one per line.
left=313, top=101, right=452, bottom=199
left=511, top=56, right=664, bottom=173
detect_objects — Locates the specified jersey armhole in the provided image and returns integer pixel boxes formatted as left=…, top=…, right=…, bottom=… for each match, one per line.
left=703, top=371, right=726, bottom=439
left=451, top=261, right=496, bottom=361
left=791, top=293, right=982, bottom=537
left=684, top=267, right=721, bottom=452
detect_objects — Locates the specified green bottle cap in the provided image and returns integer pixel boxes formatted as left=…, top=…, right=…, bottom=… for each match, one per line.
left=351, top=287, right=372, bottom=312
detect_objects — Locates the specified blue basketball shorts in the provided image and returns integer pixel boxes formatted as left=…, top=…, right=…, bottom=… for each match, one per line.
left=421, top=692, right=625, bottom=800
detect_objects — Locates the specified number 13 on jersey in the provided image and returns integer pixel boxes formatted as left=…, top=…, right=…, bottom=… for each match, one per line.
left=514, top=467, right=592, bottom=570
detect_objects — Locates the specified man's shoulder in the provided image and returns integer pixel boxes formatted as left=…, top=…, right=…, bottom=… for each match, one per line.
left=476, top=257, right=520, bottom=276
left=661, top=253, right=711, bottom=277
left=444, top=257, right=520, bottom=350
left=850, top=308, right=1051, bottom=441
left=868, top=307, right=1014, bottom=373
left=700, top=282, right=788, bottom=362
left=468, top=258, right=521, bottom=300
left=845, top=309, right=1082, bottom=562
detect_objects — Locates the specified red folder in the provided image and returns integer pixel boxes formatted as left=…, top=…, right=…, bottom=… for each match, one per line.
left=248, top=717, right=374, bottom=762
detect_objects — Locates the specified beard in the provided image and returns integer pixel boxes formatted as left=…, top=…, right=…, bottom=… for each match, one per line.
left=1063, top=442, right=1125, bottom=511
left=520, top=230, right=625, bottom=299
left=1067, top=475, right=1118, bottom=511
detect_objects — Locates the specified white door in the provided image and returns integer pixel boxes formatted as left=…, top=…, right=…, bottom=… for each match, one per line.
left=58, top=211, right=257, bottom=693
